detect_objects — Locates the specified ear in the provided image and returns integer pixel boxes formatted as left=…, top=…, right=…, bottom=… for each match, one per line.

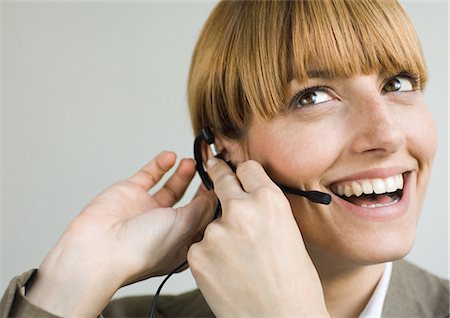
left=205, top=130, right=248, bottom=165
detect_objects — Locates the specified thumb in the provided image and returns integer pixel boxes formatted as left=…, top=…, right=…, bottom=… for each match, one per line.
left=177, top=191, right=217, bottom=242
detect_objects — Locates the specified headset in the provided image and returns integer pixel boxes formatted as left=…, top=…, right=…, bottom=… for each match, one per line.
left=150, top=128, right=331, bottom=317
left=194, top=127, right=331, bottom=204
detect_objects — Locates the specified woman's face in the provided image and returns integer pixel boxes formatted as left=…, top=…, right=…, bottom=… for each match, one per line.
left=231, top=73, right=437, bottom=267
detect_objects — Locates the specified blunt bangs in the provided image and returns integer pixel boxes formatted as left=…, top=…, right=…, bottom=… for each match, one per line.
left=188, top=0, right=427, bottom=140
left=291, top=0, right=427, bottom=86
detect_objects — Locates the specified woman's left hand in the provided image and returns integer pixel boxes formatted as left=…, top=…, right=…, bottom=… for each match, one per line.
left=187, top=158, right=329, bottom=317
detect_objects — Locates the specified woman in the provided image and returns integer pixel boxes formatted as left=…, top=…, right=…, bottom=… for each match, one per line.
left=1, top=1, right=448, bottom=317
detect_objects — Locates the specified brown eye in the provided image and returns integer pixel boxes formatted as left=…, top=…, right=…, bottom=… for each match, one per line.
left=299, top=92, right=317, bottom=106
left=383, top=76, right=414, bottom=93
left=295, top=89, right=333, bottom=108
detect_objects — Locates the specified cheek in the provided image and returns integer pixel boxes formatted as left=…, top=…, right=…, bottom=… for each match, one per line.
left=247, top=119, right=343, bottom=185
left=402, top=106, right=437, bottom=206
left=404, top=108, right=437, bottom=164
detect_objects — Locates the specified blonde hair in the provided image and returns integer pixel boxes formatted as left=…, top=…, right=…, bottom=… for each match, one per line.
left=188, top=0, right=427, bottom=140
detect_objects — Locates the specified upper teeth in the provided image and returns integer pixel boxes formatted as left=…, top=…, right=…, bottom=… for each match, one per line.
left=331, top=174, right=404, bottom=197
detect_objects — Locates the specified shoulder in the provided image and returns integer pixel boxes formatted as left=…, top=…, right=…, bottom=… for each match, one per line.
left=382, top=259, right=449, bottom=318
left=103, top=289, right=214, bottom=318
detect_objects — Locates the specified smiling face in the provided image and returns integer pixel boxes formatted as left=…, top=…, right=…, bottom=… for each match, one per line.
left=188, top=0, right=435, bottom=268
left=236, top=73, right=437, bottom=267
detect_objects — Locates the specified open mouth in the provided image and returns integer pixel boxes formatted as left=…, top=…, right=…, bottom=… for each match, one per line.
left=330, top=173, right=405, bottom=208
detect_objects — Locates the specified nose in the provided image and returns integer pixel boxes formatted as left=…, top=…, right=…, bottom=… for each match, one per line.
left=349, top=95, right=405, bottom=156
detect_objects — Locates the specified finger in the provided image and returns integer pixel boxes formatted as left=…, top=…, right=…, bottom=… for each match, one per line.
left=153, top=158, right=196, bottom=207
left=177, top=190, right=217, bottom=241
left=206, top=157, right=244, bottom=203
left=128, top=151, right=176, bottom=191
left=236, top=160, right=278, bottom=193
left=191, top=184, right=219, bottom=222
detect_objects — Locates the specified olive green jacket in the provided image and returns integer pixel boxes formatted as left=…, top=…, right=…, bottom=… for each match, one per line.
left=1, top=260, right=448, bottom=318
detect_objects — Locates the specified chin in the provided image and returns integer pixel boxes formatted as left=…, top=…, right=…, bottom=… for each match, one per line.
left=305, top=226, right=418, bottom=269
left=347, top=235, right=416, bottom=265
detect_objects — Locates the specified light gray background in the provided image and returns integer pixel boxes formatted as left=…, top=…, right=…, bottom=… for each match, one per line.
left=1, top=1, right=448, bottom=299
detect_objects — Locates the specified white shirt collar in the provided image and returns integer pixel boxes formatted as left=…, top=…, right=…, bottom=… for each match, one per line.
left=359, top=262, right=393, bottom=318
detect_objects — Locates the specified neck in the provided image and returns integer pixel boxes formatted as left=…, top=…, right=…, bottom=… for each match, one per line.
left=308, top=247, right=386, bottom=318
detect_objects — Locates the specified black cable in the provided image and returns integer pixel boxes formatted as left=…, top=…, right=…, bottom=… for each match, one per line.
left=149, top=260, right=188, bottom=318
left=149, top=204, right=221, bottom=318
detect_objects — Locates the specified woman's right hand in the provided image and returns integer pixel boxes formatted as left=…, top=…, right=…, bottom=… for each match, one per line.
left=26, top=151, right=216, bottom=318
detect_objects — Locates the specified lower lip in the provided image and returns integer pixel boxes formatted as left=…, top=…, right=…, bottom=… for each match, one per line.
left=329, top=172, right=412, bottom=221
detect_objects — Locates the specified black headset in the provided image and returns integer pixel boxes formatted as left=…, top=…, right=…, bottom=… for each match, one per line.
left=194, top=127, right=331, bottom=204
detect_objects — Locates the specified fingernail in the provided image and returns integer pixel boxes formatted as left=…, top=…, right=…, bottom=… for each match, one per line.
left=207, top=157, right=219, bottom=168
